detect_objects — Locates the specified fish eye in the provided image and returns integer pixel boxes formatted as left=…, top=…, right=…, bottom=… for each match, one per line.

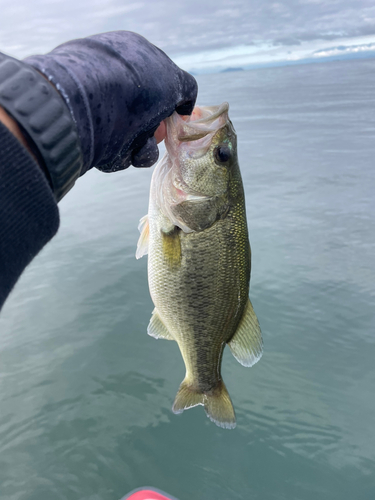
left=214, top=144, right=231, bottom=164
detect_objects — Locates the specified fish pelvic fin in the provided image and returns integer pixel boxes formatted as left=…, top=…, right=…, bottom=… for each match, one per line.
left=228, top=298, right=263, bottom=367
left=172, top=379, right=236, bottom=430
left=136, top=215, right=149, bottom=259
left=147, top=308, right=175, bottom=341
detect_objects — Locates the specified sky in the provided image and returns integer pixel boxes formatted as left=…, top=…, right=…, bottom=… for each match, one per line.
left=1, top=0, right=375, bottom=73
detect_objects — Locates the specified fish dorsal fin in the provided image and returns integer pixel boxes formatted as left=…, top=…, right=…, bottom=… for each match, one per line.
left=147, top=308, right=175, bottom=341
left=228, top=298, right=263, bottom=367
left=136, top=215, right=149, bottom=259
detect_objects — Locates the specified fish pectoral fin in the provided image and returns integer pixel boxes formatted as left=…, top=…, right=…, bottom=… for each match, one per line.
left=147, top=309, right=175, bottom=340
left=228, top=298, right=263, bottom=367
left=161, top=226, right=182, bottom=269
left=136, top=215, right=149, bottom=259
left=172, top=379, right=236, bottom=430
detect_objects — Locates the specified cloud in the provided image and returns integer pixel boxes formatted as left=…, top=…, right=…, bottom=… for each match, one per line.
left=172, top=34, right=375, bottom=73
left=273, top=37, right=302, bottom=46
left=0, top=0, right=375, bottom=69
left=312, top=41, right=375, bottom=58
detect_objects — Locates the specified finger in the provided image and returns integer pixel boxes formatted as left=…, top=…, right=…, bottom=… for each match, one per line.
left=175, top=70, right=198, bottom=115
left=132, top=136, right=159, bottom=168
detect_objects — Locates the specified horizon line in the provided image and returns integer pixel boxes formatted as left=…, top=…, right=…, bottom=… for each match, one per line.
left=184, top=49, right=375, bottom=76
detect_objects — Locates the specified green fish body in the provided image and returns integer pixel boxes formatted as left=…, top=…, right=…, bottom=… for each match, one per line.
left=137, top=103, right=262, bottom=429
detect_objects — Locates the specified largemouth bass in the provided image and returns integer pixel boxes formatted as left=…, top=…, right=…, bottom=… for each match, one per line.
left=136, top=102, right=262, bottom=429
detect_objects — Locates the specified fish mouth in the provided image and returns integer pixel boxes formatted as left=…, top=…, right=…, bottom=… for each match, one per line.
left=186, top=102, right=229, bottom=123
left=165, top=102, right=230, bottom=201
left=164, top=102, right=229, bottom=148
left=176, top=102, right=229, bottom=142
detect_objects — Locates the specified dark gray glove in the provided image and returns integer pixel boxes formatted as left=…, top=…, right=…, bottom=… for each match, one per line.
left=24, top=31, right=198, bottom=175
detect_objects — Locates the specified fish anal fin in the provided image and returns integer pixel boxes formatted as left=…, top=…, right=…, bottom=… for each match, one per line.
left=147, top=308, right=174, bottom=340
left=229, top=298, right=263, bottom=367
left=136, top=215, right=149, bottom=259
left=172, top=379, right=236, bottom=430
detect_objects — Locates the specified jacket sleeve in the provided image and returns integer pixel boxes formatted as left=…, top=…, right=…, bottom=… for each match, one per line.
left=0, top=122, right=60, bottom=310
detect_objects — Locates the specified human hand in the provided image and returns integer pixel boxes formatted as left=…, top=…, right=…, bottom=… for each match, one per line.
left=24, top=31, right=197, bottom=175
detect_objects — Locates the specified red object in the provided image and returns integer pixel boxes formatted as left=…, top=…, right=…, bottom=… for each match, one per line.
left=121, top=487, right=179, bottom=500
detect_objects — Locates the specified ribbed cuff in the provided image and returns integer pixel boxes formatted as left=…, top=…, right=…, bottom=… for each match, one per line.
left=0, top=121, right=59, bottom=310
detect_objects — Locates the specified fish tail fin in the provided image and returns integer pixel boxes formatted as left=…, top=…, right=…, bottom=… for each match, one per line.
left=172, top=379, right=236, bottom=429
left=172, top=379, right=205, bottom=413
left=204, top=381, right=236, bottom=429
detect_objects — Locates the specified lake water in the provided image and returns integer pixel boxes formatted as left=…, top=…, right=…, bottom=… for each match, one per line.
left=0, top=58, right=374, bottom=500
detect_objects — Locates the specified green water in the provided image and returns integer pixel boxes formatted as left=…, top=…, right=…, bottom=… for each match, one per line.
left=1, top=59, right=375, bottom=500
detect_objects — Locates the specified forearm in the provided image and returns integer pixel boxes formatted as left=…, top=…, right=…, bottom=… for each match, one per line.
left=0, top=119, right=59, bottom=310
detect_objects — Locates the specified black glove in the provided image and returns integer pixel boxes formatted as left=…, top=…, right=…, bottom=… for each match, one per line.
left=24, top=31, right=197, bottom=175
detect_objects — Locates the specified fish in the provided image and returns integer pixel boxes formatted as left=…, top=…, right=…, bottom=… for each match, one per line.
left=136, top=102, right=263, bottom=429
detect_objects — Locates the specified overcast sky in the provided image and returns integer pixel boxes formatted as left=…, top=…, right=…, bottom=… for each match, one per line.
left=1, top=0, right=375, bottom=72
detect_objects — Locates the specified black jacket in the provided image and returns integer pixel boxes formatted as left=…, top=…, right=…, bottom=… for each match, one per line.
left=0, top=122, right=59, bottom=310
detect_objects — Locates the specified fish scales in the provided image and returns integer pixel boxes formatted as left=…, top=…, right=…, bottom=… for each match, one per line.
left=151, top=219, right=247, bottom=391
left=136, top=103, right=263, bottom=429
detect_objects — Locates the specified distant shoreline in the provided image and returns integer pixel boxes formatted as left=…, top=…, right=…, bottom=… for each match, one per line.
left=188, top=50, right=375, bottom=76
